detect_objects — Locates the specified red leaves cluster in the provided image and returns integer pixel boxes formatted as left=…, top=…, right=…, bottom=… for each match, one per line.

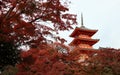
left=16, top=43, right=76, bottom=75
left=14, top=21, right=35, bottom=36
left=78, top=48, right=120, bottom=75
left=0, top=0, right=77, bottom=47
left=1, top=42, right=118, bottom=75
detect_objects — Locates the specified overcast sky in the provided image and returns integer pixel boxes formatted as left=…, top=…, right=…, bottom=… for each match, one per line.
left=59, top=0, right=120, bottom=49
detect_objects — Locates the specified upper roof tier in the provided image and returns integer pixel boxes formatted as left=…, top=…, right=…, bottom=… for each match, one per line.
left=70, top=26, right=98, bottom=37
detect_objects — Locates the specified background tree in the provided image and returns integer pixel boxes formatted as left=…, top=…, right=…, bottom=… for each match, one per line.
left=0, top=65, right=18, bottom=75
left=79, top=48, right=120, bottom=75
left=0, top=41, right=20, bottom=72
left=16, top=43, right=79, bottom=75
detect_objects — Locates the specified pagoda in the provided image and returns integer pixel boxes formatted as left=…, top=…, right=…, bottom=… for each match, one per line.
left=69, top=14, right=99, bottom=50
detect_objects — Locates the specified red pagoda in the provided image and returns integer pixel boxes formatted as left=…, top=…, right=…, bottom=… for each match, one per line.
left=69, top=14, right=99, bottom=50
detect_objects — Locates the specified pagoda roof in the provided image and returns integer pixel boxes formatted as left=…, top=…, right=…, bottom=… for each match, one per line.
left=70, top=26, right=98, bottom=37
left=69, top=37, right=99, bottom=46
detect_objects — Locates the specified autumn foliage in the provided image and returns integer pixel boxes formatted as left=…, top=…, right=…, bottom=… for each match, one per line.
left=0, top=0, right=77, bottom=72
left=0, top=0, right=77, bottom=47
left=16, top=43, right=79, bottom=75
left=0, top=0, right=120, bottom=75
left=74, top=48, right=120, bottom=75
left=85, top=48, right=120, bottom=75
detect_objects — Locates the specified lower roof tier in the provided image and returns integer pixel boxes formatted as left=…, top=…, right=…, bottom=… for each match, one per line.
left=69, top=38, right=99, bottom=46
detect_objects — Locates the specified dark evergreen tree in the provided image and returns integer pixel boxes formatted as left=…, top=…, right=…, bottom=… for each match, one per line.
left=0, top=41, right=20, bottom=72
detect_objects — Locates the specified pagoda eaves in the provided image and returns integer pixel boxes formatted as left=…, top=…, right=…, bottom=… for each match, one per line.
left=69, top=37, right=99, bottom=46
left=70, top=26, right=98, bottom=37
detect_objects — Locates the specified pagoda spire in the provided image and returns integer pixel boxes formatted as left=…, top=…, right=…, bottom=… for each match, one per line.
left=81, top=13, right=84, bottom=26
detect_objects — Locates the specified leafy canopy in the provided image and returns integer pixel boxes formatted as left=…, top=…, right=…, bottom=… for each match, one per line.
left=0, top=0, right=77, bottom=47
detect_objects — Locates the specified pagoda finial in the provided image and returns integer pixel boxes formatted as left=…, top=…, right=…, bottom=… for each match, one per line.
left=81, top=13, right=84, bottom=26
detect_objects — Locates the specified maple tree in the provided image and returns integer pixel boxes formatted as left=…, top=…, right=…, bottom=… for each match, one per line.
left=3, top=43, right=118, bottom=75
left=77, top=48, right=120, bottom=75
left=0, top=0, right=77, bottom=47
left=0, top=0, right=77, bottom=72
left=16, top=43, right=80, bottom=75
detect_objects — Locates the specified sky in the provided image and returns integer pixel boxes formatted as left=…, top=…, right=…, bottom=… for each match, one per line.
left=59, top=0, right=120, bottom=49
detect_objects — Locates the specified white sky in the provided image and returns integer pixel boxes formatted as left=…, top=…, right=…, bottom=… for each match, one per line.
left=59, top=0, right=120, bottom=49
